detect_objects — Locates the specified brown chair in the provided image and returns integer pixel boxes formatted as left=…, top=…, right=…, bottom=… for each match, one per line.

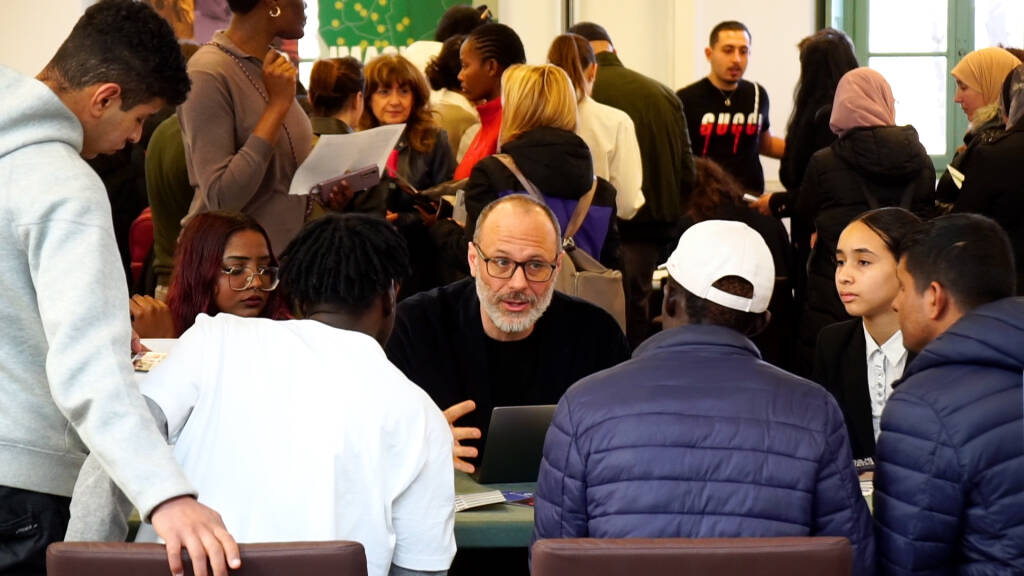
left=47, top=541, right=367, bottom=576
left=531, top=537, right=852, bottom=576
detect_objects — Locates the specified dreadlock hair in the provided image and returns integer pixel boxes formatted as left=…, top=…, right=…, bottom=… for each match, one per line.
left=279, top=214, right=411, bottom=318
left=465, top=23, right=526, bottom=73
left=39, top=0, right=190, bottom=109
left=547, top=33, right=596, bottom=103
left=167, top=211, right=280, bottom=336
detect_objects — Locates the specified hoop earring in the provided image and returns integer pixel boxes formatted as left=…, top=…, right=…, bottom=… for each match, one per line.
left=269, top=5, right=281, bottom=17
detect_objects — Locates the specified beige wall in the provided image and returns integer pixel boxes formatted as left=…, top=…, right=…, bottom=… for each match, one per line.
left=1, top=1, right=87, bottom=76
left=497, top=0, right=816, bottom=189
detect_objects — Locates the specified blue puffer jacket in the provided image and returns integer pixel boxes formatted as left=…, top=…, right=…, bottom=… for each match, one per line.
left=532, top=325, right=874, bottom=576
left=874, top=297, right=1024, bottom=575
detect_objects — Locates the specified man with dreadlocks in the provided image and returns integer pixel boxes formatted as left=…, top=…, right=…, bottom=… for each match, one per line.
left=66, top=214, right=456, bottom=576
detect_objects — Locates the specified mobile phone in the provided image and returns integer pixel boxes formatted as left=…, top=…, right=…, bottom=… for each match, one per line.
left=310, top=164, right=381, bottom=197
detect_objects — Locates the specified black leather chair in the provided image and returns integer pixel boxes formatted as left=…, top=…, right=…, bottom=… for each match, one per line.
left=47, top=541, right=367, bottom=576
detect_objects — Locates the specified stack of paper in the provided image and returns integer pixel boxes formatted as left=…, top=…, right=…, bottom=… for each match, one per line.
left=454, top=490, right=506, bottom=512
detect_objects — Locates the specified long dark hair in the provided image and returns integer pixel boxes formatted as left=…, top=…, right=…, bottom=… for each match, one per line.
left=786, top=28, right=858, bottom=136
left=547, top=33, right=595, bottom=103
left=167, top=211, right=280, bottom=335
left=851, top=207, right=922, bottom=261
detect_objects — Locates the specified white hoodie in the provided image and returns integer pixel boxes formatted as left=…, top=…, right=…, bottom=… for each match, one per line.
left=0, top=65, right=193, bottom=519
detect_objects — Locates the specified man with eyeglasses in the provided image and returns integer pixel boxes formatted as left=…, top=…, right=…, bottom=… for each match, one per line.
left=386, top=195, right=629, bottom=472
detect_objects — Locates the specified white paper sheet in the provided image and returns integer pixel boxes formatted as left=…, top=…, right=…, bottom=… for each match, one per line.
left=288, top=123, right=405, bottom=196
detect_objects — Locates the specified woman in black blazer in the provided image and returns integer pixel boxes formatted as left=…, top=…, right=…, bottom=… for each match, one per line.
left=813, top=208, right=920, bottom=459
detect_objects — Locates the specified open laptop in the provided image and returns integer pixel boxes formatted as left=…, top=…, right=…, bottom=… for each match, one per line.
left=473, top=405, right=557, bottom=484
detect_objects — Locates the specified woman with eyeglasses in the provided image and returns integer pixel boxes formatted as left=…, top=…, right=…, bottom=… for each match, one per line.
left=167, top=211, right=283, bottom=336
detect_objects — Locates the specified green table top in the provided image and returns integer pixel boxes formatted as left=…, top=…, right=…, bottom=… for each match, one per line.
left=454, top=472, right=536, bottom=549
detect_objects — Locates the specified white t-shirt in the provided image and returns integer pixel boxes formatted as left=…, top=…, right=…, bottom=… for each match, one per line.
left=577, top=96, right=645, bottom=220
left=135, top=314, right=456, bottom=576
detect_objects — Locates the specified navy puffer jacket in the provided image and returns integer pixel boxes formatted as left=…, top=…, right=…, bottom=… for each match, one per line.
left=532, top=325, right=875, bottom=576
left=875, top=297, right=1024, bottom=575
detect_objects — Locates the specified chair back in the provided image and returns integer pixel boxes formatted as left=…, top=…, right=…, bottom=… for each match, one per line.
left=47, top=541, right=367, bottom=576
left=531, top=537, right=852, bottom=576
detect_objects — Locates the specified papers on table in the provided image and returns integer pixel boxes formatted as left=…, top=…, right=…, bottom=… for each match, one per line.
left=289, top=123, right=405, bottom=196
left=455, top=490, right=506, bottom=512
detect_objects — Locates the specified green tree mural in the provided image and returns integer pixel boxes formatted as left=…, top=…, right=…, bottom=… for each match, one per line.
left=319, top=0, right=470, bottom=52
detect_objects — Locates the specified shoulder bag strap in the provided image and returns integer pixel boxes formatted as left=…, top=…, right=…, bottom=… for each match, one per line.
left=563, top=178, right=597, bottom=241
left=493, top=154, right=543, bottom=200
left=493, top=153, right=596, bottom=240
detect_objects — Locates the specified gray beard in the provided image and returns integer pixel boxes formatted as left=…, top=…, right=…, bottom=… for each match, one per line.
left=475, top=273, right=554, bottom=335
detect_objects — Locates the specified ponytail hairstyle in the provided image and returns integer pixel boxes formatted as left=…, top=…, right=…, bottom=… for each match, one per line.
left=308, top=57, right=364, bottom=118
left=547, top=33, right=595, bottom=103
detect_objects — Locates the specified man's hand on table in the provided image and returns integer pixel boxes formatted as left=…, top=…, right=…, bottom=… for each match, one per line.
left=150, top=496, right=240, bottom=576
left=444, top=400, right=481, bottom=474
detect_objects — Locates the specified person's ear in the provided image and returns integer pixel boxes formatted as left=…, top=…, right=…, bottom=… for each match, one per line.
left=381, top=281, right=397, bottom=319
left=584, top=63, right=598, bottom=83
left=484, top=58, right=500, bottom=78
left=467, top=241, right=479, bottom=277
left=925, top=280, right=944, bottom=320
left=704, top=46, right=713, bottom=61
left=662, top=283, right=678, bottom=319
left=88, top=83, right=122, bottom=119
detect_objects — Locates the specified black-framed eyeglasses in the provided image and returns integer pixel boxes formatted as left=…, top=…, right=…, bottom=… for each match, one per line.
left=221, top=265, right=280, bottom=292
left=474, top=245, right=557, bottom=282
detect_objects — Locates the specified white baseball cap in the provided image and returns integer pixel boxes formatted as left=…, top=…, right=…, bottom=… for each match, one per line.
left=661, top=220, right=775, bottom=313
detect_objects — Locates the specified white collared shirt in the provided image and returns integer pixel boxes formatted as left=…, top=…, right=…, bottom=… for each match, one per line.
left=863, top=324, right=909, bottom=439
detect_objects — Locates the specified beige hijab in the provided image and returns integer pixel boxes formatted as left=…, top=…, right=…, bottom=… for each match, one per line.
left=951, top=47, right=1021, bottom=107
left=829, top=68, right=896, bottom=137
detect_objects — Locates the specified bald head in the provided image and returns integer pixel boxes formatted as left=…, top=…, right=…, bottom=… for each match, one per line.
left=473, top=195, right=562, bottom=253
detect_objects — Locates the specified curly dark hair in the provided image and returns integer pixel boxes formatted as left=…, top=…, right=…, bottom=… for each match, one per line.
left=435, top=4, right=491, bottom=42
left=425, top=34, right=466, bottom=92
left=689, top=158, right=746, bottom=221
left=279, top=214, right=410, bottom=317
left=41, top=0, right=190, bottom=109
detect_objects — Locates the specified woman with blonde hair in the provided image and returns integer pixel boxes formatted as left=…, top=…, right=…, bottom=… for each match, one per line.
left=462, top=64, right=617, bottom=262
left=548, top=33, right=644, bottom=221
left=936, top=47, right=1020, bottom=203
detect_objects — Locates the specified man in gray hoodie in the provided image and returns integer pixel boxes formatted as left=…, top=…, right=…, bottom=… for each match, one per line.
left=0, top=2, right=239, bottom=575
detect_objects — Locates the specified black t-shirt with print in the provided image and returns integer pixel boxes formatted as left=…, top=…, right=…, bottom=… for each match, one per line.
left=677, top=77, right=771, bottom=193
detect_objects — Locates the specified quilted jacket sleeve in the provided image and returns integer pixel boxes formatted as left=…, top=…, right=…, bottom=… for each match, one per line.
left=532, top=395, right=588, bottom=544
left=813, top=395, right=876, bottom=576
left=874, top=389, right=963, bottom=575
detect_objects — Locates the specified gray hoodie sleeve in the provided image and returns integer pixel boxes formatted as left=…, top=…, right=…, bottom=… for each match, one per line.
left=65, top=398, right=171, bottom=542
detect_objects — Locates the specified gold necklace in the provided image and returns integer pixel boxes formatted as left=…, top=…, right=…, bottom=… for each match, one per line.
left=717, top=86, right=735, bottom=107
